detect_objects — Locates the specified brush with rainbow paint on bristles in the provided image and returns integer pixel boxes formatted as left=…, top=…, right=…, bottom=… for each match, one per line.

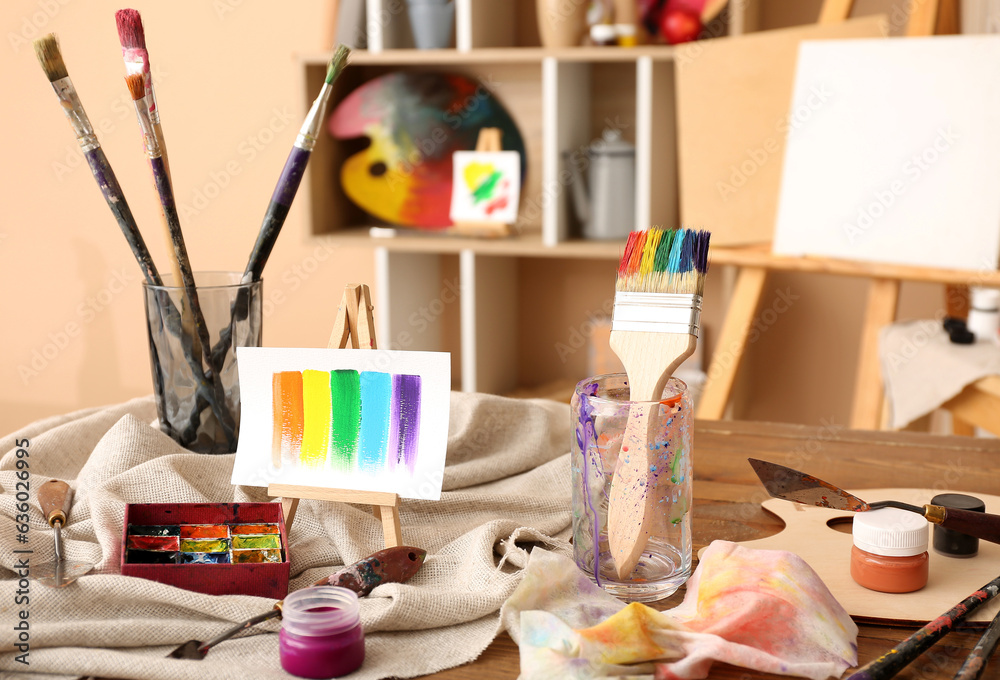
left=607, top=226, right=711, bottom=579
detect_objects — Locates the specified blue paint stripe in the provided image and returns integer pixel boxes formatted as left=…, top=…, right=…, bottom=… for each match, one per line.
left=358, top=371, right=391, bottom=473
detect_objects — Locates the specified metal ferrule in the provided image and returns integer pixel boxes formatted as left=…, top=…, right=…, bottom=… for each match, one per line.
left=132, top=99, right=161, bottom=158
left=51, top=77, right=99, bottom=152
left=144, top=73, right=161, bottom=125
left=612, top=291, right=702, bottom=336
left=294, top=82, right=333, bottom=152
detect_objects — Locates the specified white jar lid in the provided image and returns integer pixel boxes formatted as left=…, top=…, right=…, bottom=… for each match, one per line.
left=853, top=507, right=928, bottom=557
left=971, top=287, right=1000, bottom=311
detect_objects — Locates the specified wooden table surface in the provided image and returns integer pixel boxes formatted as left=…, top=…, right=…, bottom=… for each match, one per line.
left=424, top=419, right=1000, bottom=680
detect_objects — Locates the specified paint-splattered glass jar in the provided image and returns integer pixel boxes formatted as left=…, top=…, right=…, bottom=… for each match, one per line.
left=571, top=373, right=693, bottom=602
left=279, top=586, right=365, bottom=678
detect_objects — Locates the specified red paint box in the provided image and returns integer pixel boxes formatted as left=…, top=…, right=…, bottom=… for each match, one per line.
left=121, top=503, right=290, bottom=598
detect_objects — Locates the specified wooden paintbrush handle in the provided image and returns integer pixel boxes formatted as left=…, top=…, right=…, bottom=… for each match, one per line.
left=38, top=480, right=73, bottom=527
left=926, top=505, right=1000, bottom=544
left=607, top=403, right=659, bottom=578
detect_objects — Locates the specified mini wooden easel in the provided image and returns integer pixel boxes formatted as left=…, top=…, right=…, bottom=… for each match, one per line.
left=268, top=283, right=403, bottom=548
left=449, top=127, right=512, bottom=238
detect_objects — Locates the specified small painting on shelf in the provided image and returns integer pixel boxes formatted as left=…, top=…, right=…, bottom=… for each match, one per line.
left=449, top=151, right=521, bottom=225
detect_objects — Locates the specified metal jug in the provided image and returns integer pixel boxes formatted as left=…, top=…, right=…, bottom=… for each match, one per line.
left=565, top=129, right=636, bottom=240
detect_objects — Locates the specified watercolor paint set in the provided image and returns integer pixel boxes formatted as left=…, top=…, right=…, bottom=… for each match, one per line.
left=126, top=522, right=283, bottom=565
left=121, top=502, right=290, bottom=598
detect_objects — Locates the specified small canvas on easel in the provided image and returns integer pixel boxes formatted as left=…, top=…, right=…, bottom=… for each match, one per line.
left=773, top=36, right=1000, bottom=271
left=232, top=348, right=450, bottom=500
left=449, top=150, right=521, bottom=225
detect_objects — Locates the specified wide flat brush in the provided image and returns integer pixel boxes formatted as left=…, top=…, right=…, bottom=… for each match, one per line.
left=32, top=34, right=161, bottom=286
left=607, top=227, right=710, bottom=579
left=125, top=73, right=235, bottom=447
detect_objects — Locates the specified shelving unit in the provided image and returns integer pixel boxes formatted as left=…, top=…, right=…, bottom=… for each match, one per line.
left=298, top=0, right=787, bottom=396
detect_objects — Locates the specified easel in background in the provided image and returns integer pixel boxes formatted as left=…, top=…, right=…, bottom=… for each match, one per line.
left=269, top=283, right=403, bottom=548
left=448, top=127, right=513, bottom=238
left=696, top=0, right=971, bottom=432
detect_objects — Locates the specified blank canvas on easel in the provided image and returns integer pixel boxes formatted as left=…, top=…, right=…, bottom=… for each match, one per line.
left=674, top=16, right=887, bottom=246
left=773, top=36, right=1000, bottom=271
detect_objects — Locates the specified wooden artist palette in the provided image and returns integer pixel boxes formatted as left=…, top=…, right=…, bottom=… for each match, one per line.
left=726, top=488, right=1000, bottom=624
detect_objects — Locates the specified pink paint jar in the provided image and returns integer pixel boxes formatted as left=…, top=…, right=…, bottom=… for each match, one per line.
left=279, top=586, right=365, bottom=678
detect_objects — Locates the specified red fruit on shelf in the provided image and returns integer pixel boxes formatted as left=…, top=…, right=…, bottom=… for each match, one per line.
left=660, top=7, right=702, bottom=44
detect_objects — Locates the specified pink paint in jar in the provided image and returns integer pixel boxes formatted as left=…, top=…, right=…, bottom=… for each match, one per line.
left=279, top=586, right=365, bottom=678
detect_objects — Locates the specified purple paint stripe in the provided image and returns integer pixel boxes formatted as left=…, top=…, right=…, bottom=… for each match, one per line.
left=392, top=374, right=421, bottom=474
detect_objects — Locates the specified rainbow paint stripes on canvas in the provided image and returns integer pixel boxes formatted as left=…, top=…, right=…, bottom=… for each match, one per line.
left=272, top=369, right=421, bottom=475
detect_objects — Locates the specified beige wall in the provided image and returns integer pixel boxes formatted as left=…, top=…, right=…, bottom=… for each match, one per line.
left=1, top=0, right=373, bottom=433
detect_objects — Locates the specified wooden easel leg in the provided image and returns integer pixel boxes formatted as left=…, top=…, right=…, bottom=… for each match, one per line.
left=952, top=416, right=976, bottom=437
left=906, top=0, right=940, bottom=36
left=281, top=496, right=300, bottom=534
left=818, top=0, right=855, bottom=25
left=850, top=278, right=900, bottom=431
left=697, top=266, right=768, bottom=420
left=379, top=504, right=402, bottom=548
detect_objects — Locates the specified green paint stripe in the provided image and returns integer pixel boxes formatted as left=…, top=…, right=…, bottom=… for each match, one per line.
left=329, top=369, right=361, bottom=472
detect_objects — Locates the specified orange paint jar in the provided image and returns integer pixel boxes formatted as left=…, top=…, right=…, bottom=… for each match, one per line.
left=851, top=508, right=929, bottom=594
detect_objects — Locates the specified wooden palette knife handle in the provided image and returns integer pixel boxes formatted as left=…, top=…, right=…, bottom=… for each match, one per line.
left=38, top=479, right=73, bottom=527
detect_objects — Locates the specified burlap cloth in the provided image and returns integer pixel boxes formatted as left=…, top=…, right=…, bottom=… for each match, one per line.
left=0, top=392, right=573, bottom=680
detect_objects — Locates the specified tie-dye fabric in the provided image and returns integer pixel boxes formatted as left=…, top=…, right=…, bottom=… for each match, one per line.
left=502, top=541, right=858, bottom=680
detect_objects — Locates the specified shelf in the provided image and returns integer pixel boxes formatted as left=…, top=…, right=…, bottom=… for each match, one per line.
left=298, top=46, right=678, bottom=66
left=320, top=227, right=624, bottom=259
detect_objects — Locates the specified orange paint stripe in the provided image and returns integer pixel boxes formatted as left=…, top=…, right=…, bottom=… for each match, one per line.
left=272, top=371, right=305, bottom=468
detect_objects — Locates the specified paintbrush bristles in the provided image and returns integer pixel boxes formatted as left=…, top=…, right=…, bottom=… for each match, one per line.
left=115, top=8, right=146, bottom=49
left=326, top=44, right=351, bottom=84
left=615, top=227, right=711, bottom=296
left=33, top=33, right=67, bottom=81
left=124, top=72, right=145, bottom=101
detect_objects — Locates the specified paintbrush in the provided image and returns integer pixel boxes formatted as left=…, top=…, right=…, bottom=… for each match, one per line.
left=209, top=46, right=351, bottom=368
left=115, top=9, right=171, bottom=181
left=125, top=72, right=236, bottom=447
left=955, top=608, right=1000, bottom=680
left=606, top=227, right=710, bottom=579
left=32, top=34, right=161, bottom=286
left=847, top=574, right=1000, bottom=680
left=116, top=8, right=187, bottom=314
left=243, top=44, right=351, bottom=282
